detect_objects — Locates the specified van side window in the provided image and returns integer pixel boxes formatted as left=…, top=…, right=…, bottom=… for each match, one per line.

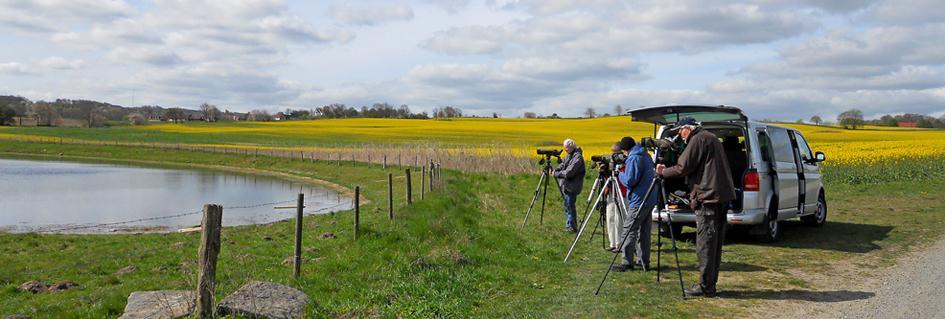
left=793, top=132, right=814, bottom=162
left=768, top=128, right=795, bottom=163
left=757, top=131, right=773, bottom=162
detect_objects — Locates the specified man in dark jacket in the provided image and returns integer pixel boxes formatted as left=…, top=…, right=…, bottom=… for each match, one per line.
left=656, top=117, right=735, bottom=297
left=553, top=138, right=585, bottom=232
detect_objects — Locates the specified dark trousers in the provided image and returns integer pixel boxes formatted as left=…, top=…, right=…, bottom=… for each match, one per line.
left=695, top=203, right=727, bottom=292
left=622, top=204, right=653, bottom=267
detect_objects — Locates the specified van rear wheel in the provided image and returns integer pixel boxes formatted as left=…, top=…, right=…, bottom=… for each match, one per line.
left=755, top=206, right=781, bottom=243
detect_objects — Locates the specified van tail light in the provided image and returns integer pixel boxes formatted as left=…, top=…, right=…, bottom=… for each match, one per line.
left=743, top=170, right=760, bottom=192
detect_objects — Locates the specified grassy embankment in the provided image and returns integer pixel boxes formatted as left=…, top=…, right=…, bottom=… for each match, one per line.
left=2, top=139, right=945, bottom=318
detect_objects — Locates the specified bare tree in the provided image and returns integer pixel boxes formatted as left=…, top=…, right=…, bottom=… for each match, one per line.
left=78, top=103, right=105, bottom=127
left=127, top=113, right=147, bottom=125
left=249, top=109, right=272, bottom=121
left=163, top=108, right=186, bottom=123
left=614, top=104, right=623, bottom=116
left=199, top=103, right=220, bottom=122
left=584, top=107, right=597, bottom=118
left=31, top=102, right=59, bottom=126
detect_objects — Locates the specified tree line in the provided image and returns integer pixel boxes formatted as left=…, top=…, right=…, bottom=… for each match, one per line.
left=0, top=95, right=469, bottom=127
left=800, top=108, right=945, bottom=130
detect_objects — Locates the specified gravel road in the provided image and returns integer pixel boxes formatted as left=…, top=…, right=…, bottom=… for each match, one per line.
left=749, top=236, right=945, bottom=319
left=833, top=236, right=945, bottom=319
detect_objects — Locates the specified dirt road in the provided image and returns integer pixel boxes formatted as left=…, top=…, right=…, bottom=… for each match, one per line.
left=753, top=236, right=945, bottom=319
left=832, top=235, right=945, bottom=318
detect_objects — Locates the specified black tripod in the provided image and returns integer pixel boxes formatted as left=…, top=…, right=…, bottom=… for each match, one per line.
left=521, top=154, right=564, bottom=228
left=564, top=167, right=629, bottom=262
left=595, top=176, right=685, bottom=297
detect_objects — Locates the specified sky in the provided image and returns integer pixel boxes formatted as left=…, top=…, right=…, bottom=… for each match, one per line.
left=1, top=0, right=944, bottom=120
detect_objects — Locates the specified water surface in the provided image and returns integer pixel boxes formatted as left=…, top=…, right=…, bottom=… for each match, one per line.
left=0, top=157, right=351, bottom=233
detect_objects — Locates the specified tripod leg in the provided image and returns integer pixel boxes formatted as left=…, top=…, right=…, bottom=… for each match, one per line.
left=592, top=178, right=618, bottom=244
left=596, top=177, right=659, bottom=296
left=521, top=173, right=546, bottom=229
left=564, top=178, right=610, bottom=262
left=540, top=171, right=549, bottom=226
left=657, top=215, right=663, bottom=282
left=578, top=178, right=601, bottom=225
left=666, top=211, right=686, bottom=298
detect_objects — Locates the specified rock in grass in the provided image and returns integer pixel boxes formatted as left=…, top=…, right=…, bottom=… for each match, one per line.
left=217, top=281, right=309, bottom=319
left=48, top=281, right=78, bottom=292
left=16, top=281, right=47, bottom=294
left=4, top=315, right=31, bottom=319
left=114, top=265, right=137, bottom=276
left=119, top=291, right=195, bottom=319
left=319, top=232, right=335, bottom=239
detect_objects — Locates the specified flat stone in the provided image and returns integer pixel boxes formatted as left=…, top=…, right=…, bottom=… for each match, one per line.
left=217, top=281, right=309, bottom=319
left=4, top=315, right=31, bottom=319
left=119, top=290, right=195, bottom=319
left=16, top=281, right=47, bottom=294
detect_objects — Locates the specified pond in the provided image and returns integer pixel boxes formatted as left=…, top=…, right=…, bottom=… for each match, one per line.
left=0, top=157, right=352, bottom=233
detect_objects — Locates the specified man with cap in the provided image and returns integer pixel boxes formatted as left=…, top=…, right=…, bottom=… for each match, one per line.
left=656, top=117, right=735, bottom=297
left=613, top=136, right=656, bottom=271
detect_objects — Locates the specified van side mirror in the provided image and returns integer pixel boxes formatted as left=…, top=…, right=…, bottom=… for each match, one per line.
left=814, top=151, right=826, bottom=162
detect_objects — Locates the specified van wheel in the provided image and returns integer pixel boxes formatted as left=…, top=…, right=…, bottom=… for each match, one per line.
left=659, top=223, right=683, bottom=239
left=801, top=194, right=827, bottom=227
left=755, top=207, right=781, bottom=243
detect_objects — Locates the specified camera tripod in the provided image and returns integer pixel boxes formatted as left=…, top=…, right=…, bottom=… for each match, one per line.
left=564, top=167, right=629, bottom=263
left=594, top=176, right=686, bottom=298
left=521, top=154, right=565, bottom=228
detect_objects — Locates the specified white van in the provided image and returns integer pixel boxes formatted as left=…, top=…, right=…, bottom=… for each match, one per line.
left=630, top=105, right=828, bottom=242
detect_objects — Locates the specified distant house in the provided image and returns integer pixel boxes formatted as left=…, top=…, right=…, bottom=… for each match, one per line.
left=898, top=122, right=918, bottom=128
left=272, top=112, right=286, bottom=121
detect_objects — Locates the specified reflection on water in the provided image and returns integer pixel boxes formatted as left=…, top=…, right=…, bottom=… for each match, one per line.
left=0, top=157, right=352, bottom=233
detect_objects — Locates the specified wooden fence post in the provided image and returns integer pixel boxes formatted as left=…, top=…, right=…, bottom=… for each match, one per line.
left=388, top=173, right=393, bottom=220
left=294, top=193, right=304, bottom=279
left=430, top=163, right=435, bottom=191
left=405, top=169, right=412, bottom=204
left=196, top=204, right=223, bottom=319
left=354, top=186, right=360, bottom=240
left=421, top=166, right=426, bottom=200
left=383, top=155, right=387, bottom=170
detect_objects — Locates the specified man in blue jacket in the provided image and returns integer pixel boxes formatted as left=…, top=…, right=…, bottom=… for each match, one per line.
left=614, top=136, right=656, bottom=271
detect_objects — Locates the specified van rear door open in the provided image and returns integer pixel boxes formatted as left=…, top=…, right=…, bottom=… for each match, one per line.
left=629, top=105, right=747, bottom=125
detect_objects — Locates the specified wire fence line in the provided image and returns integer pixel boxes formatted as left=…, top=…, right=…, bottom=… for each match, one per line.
left=30, top=198, right=332, bottom=234
left=0, top=134, right=534, bottom=174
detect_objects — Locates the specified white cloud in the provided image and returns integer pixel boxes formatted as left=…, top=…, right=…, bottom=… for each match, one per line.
left=423, top=1, right=817, bottom=56
left=36, top=57, right=85, bottom=70
left=330, top=4, right=414, bottom=26
left=0, top=62, right=32, bottom=75
left=0, top=0, right=133, bottom=33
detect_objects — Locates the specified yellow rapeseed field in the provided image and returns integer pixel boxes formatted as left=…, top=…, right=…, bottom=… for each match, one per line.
left=3, top=117, right=945, bottom=171
left=136, top=117, right=945, bottom=165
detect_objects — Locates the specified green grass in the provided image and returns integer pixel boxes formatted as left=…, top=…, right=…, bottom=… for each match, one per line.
left=2, top=141, right=945, bottom=318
